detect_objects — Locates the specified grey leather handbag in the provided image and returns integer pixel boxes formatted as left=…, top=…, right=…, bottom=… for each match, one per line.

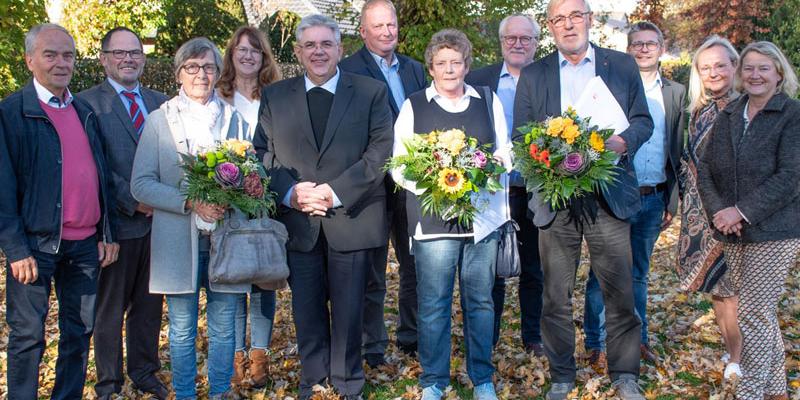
left=208, top=210, right=289, bottom=285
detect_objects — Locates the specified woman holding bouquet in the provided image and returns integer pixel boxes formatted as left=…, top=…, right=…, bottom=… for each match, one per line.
left=698, top=41, right=800, bottom=399
left=677, top=35, right=743, bottom=380
left=391, top=29, right=510, bottom=400
left=217, top=26, right=283, bottom=388
left=131, top=37, right=250, bottom=400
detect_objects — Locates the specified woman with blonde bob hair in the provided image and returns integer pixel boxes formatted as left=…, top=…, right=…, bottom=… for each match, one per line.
left=698, top=41, right=800, bottom=399
left=216, top=25, right=284, bottom=388
left=676, top=35, right=743, bottom=382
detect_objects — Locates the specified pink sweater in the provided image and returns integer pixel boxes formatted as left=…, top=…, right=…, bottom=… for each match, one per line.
left=41, top=101, right=101, bottom=241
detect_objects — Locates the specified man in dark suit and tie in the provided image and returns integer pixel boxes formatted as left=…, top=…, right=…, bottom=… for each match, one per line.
left=338, top=0, right=427, bottom=365
left=253, top=15, right=393, bottom=400
left=465, top=13, right=545, bottom=356
left=582, top=20, right=687, bottom=366
left=77, top=27, right=169, bottom=400
left=513, top=0, right=653, bottom=398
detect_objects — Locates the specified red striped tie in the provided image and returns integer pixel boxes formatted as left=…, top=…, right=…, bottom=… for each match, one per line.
left=122, top=91, right=145, bottom=135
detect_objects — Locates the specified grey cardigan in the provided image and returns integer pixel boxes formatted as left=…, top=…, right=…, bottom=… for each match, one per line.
left=131, top=97, right=250, bottom=294
left=698, top=93, right=800, bottom=243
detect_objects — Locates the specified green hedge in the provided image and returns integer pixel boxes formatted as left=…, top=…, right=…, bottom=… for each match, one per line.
left=662, top=58, right=691, bottom=88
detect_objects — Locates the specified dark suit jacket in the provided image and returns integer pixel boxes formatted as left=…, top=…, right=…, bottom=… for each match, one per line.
left=513, top=45, right=654, bottom=226
left=338, top=46, right=427, bottom=120
left=660, top=78, right=687, bottom=217
left=78, top=80, right=168, bottom=240
left=465, top=62, right=504, bottom=93
left=253, top=72, right=394, bottom=253
left=698, top=93, right=800, bottom=243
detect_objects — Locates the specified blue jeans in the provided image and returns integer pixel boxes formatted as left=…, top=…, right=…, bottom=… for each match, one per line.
left=414, top=232, right=499, bottom=391
left=235, top=286, right=276, bottom=351
left=6, top=238, right=99, bottom=400
left=584, top=192, right=664, bottom=349
left=166, top=250, right=239, bottom=398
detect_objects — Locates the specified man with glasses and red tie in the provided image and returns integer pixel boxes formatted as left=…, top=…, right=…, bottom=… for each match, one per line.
left=465, top=13, right=545, bottom=357
left=78, top=27, right=169, bottom=400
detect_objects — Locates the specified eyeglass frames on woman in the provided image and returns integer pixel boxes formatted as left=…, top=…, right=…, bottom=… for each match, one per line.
left=181, top=63, right=218, bottom=75
left=234, top=46, right=263, bottom=58
left=548, top=11, right=591, bottom=28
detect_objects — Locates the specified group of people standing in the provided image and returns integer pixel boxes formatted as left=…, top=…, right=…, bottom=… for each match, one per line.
left=1, top=0, right=798, bottom=399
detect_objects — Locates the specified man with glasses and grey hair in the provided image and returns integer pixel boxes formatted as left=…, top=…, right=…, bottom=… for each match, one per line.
left=513, top=0, right=653, bottom=398
left=465, top=13, right=545, bottom=357
left=253, top=14, right=393, bottom=400
left=583, top=20, right=687, bottom=370
left=78, top=27, right=169, bottom=400
left=0, top=23, right=119, bottom=399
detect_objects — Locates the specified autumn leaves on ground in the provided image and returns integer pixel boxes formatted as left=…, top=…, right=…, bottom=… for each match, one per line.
left=1, top=223, right=799, bottom=399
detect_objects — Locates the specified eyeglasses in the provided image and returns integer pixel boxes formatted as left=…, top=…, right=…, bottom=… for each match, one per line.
left=298, top=41, right=336, bottom=51
left=234, top=46, right=263, bottom=58
left=548, top=11, right=591, bottom=28
left=102, top=49, right=144, bottom=60
left=698, top=62, right=732, bottom=76
left=182, top=63, right=218, bottom=75
left=629, top=41, right=660, bottom=51
left=502, top=35, right=537, bottom=46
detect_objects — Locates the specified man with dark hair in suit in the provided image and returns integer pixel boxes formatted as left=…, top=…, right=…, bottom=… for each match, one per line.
left=78, top=26, right=169, bottom=400
left=513, top=0, right=653, bottom=398
left=582, top=20, right=687, bottom=367
left=339, top=0, right=427, bottom=365
left=465, top=13, right=545, bottom=356
left=253, top=14, right=393, bottom=400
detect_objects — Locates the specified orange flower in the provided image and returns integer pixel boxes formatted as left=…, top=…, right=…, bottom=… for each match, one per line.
left=529, top=143, right=539, bottom=158
left=538, top=150, right=551, bottom=167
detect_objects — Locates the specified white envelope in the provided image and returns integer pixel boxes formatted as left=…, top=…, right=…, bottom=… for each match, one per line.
left=573, top=76, right=629, bottom=134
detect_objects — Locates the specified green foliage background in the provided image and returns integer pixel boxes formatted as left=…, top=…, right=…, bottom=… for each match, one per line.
left=0, top=0, right=48, bottom=97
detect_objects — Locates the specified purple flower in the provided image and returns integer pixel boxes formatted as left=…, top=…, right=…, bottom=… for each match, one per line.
left=214, top=162, right=243, bottom=189
left=557, top=152, right=587, bottom=176
left=473, top=150, right=488, bottom=168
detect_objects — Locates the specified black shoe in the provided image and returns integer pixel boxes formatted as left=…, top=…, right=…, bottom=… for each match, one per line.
left=364, top=353, right=387, bottom=368
left=397, top=341, right=418, bottom=356
left=135, top=380, right=169, bottom=400
left=524, top=342, right=545, bottom=357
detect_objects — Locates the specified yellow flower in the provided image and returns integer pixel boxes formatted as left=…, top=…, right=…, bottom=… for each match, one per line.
left=437, top=129, right=466, bottom=154
left=590, top=131, right=605, bottom=152
left=437, top=168, right=465, bottom=194
left=223, top=139, right=251, bottom=157
left=561, top=123, right=580, bottom=144
left=426, top=131, right=439, bottom=144
left=547, top=117, right=565, bottom=137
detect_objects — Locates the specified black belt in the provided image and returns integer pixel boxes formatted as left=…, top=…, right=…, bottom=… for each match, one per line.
left=639, top=183, right=667, bottom=196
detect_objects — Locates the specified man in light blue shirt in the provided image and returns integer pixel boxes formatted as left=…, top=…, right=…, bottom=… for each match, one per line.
left=465, top=13, right=546, bottom=357
left=583, top=20, right=687, bottom=368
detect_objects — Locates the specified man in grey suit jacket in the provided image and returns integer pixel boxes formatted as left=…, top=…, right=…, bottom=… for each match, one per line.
left=253, top=15, right=393, bottom=400
left=582, top=21, right=687, bottom=366
left=338, top=0, right=427, bottom=365
left=77, top=27, right=169, bottom=400
left=513, top=0, right=653, bottom=398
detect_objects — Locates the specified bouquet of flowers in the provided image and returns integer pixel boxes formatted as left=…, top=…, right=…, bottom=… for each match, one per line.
left=512, top=107, right=618, bottom=211
left=386, top=128, right=506, bottom=226
left=179, top=139, right=276, bottom=218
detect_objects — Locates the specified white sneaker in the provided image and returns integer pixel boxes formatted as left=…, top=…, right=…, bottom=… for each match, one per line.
left=720, top=352, right=730, bottom=363
left=724, top=363, right=741, bottom=380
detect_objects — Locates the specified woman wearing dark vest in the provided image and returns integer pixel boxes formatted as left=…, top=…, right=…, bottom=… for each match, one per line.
left=391, top=29, right=510, bottom=400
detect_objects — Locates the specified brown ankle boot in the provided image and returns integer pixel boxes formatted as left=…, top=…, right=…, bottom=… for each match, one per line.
left=249, top=348, right=269, bottom=388
left=231, top=350, right=247, bottom=386
left=764, top=395, right=788, bottom=400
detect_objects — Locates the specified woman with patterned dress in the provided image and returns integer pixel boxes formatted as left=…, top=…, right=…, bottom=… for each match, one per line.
left=676, top=35, right=742, bottom=381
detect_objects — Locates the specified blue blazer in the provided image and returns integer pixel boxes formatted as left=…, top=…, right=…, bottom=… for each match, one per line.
left=339, top=45, right=427, bottom=121
left=513, top=45, right=654, bottom=226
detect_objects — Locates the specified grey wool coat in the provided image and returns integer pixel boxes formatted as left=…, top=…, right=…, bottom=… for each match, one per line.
left=698, top=93, right=800, bottom=243
left=131, top=96, right=250, bottom=294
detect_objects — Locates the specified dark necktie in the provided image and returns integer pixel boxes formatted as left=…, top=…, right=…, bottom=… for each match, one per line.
left=122, top=91, right=145, bottom=135
left=306, top=87, right=334, bottom=149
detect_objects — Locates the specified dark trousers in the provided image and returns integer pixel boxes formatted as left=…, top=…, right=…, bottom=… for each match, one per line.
left=492, top=188, right=543, bottom=346
left=539, top=207, right=641, bottom=383
left=288, top=231, right=372, bottom=398
left=6, top=237, right=99, bottom=400
left=363, top=189, right=417, bottom=355
left=93, top=233, right=164, bottom=396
